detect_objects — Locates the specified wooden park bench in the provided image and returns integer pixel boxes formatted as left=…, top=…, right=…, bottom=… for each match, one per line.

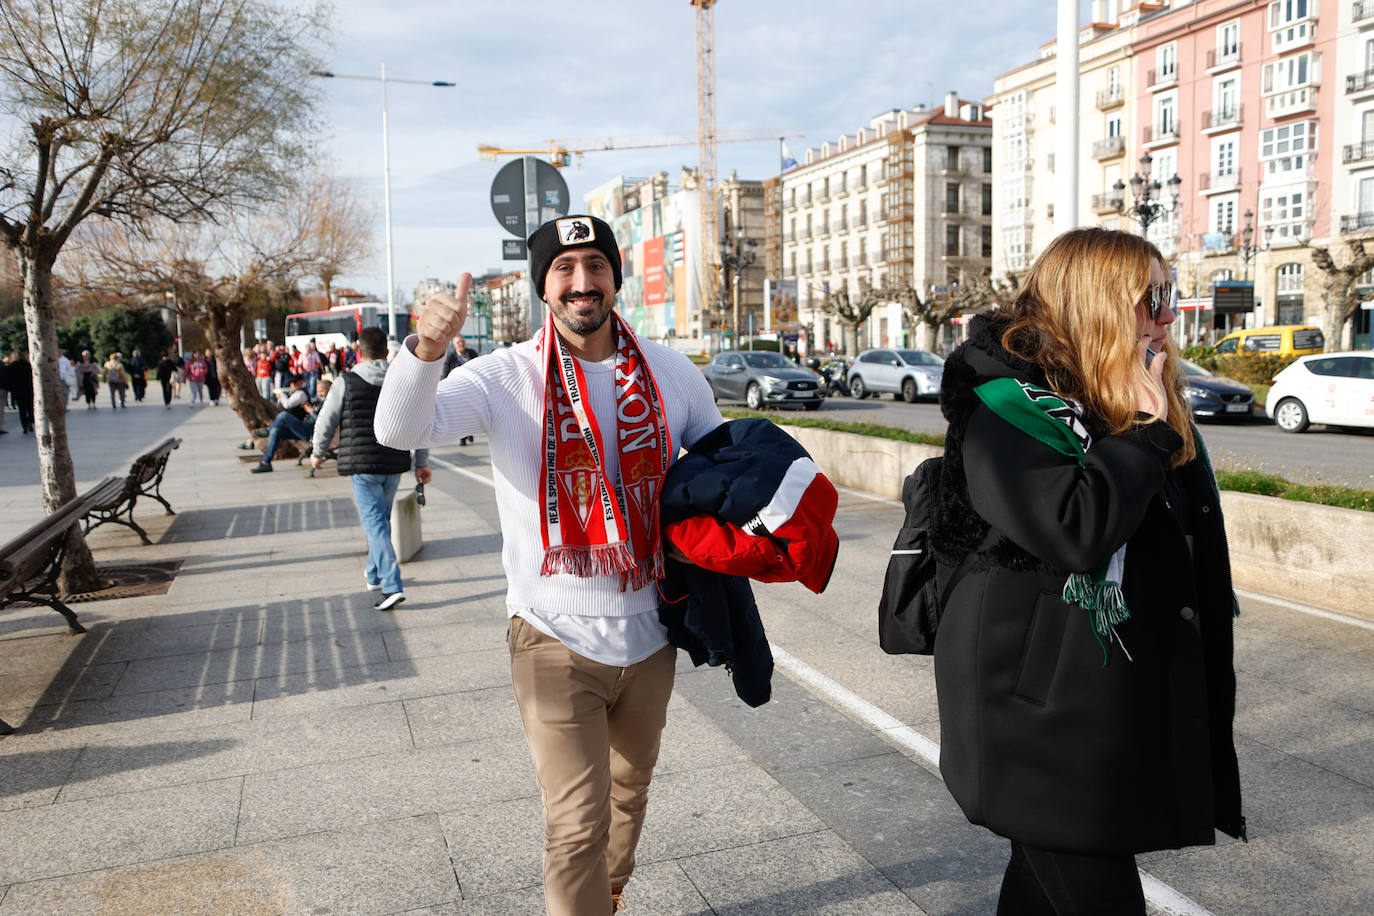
left=0, top=493, right=97, bottom=735
left=82, top=437, right=182, bottom=545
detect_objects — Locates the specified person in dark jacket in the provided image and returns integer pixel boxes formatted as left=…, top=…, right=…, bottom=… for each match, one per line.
left=931, top=227, right=1244, bottom=914
left=311, top=327, right=429, bottom=610
left=127, top=349, right=148, bottom=402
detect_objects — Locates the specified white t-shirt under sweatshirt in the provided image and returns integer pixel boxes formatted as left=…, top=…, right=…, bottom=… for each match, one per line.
left=375, top=333, right=723, bottom=666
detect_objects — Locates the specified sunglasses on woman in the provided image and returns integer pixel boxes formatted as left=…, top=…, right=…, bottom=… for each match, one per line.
left=1143, top=281, right=1176, bottom=321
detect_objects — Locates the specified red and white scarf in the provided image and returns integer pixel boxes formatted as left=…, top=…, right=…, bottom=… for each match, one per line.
left=538, top=310, right=672, bottom=591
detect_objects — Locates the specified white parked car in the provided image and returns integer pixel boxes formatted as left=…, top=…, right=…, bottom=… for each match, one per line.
left=1267, top=351, right=1374, bottom=433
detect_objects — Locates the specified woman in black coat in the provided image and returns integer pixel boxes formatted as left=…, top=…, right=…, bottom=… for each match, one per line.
left=931, top=228, right=1244, bottom=914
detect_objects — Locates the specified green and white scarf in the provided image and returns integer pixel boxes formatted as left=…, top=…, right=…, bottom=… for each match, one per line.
left=974, top=378, right=1131, bottom=657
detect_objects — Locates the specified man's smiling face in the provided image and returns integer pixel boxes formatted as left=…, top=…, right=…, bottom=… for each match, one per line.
left=544, top=248, right=616, bottom=337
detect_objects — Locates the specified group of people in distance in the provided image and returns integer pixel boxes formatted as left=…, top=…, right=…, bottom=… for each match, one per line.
left=358, top=216, right=1248, bottom=916
left=246, top=338, right=354, bottom=402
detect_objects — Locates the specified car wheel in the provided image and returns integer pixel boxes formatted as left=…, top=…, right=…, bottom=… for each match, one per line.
left=1273, top=397, right=1309, bottom=433
left=849, top=376, right=867, bottom=399
left=745, top=382, right=764, bottom=410
left=901, top=378, right=918, bottom=403
left=803, top=401, right=821, bottom=411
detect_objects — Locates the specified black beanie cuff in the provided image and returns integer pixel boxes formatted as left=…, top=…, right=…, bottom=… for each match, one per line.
left=527, top=215, right=623, bottom=299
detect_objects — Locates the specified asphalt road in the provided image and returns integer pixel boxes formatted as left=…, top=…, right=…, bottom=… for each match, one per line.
left=429, top=443, right=1374, bottom=915
left=752, top=393, right=1374, bottom=491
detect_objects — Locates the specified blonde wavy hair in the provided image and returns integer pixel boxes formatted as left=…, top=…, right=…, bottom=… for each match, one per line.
left=1000, top=227, right=1195, bottom=466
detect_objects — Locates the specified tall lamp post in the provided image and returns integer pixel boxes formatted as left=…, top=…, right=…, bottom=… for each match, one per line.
left=310, top=66, right=455, bottom=339
left=719, top=205, right=758, bottom=349
left=1226, top=209, right=1272, bottom=281
left=1112, top=151, right=1182, bottom=234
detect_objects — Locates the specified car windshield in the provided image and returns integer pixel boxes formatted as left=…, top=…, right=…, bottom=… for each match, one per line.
left=1178, top=358, right=1212, bottom=378
left=741, top=352, right=796, bottom=369
left=896, top=350, right=942, bottom=366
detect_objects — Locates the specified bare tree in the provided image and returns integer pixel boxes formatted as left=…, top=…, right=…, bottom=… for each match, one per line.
left=820, top=282, right=891, bottom=356
left=1303, top=238, right=1373, bottom=350
left=0, top=0, right=326, bottom=592
left=305, top=166, right=377, bottom=308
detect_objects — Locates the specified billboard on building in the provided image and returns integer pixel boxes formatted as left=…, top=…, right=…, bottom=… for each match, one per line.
left=594, top=188, right=701, bottom=341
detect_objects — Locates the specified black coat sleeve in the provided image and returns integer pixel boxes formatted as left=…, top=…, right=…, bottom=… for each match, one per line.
left=962, top=403, right=1183, bottom=573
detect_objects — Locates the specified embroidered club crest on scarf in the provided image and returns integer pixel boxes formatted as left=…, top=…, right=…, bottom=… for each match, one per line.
left=538, top=310, right=672, bottom=590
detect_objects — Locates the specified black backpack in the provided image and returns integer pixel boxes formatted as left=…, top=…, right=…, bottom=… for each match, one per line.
left=878, top=456, right=975, bottom=655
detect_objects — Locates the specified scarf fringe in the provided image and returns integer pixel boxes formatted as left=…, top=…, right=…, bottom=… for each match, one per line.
left=541, top=543, right=638, bottom=579
left=1064, top=572, right=1131, bottom=667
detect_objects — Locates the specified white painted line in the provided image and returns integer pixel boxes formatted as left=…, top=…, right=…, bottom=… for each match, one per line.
left=768, top=641, right=1215, bottom=916
left=429, top=455, right=494, bottom=488
left=1235, top=586, right=1374, bottom=633
left=834, top=483, right=901, bottom=507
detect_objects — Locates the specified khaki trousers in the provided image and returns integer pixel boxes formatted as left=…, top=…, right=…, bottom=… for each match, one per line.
left=507, top=617, right=676, bottom=916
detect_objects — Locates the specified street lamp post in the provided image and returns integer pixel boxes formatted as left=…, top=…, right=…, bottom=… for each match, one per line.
left=719, top=205, right=757, bottom=350
left=310, top=66, right=455, bottom=340
left=1225, top=209, right=1272, bottom=281
left=1112, top=151, right=1182, bottom=234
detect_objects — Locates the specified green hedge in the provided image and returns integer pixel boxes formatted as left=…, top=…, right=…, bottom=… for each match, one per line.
left=1211, top=352, right=1299, bottom=385
left=723, top=408, right=1373, bottom=513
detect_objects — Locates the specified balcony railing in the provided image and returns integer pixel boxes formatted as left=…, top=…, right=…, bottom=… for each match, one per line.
left=851, top=216, right=867, bottom=229
left=1201, top=105, right=1242, bottom=130
left=1357, top=0, right=1374, bottom=24
left=1095, top=88, right=1124, bottom=109
left=1091, top=192, right=1120, bottom=214
left=1092, top=136, right=1125, bottom=159
left=1142, top=125, right=1180, bottom=146
left=1196, top=168, right=1241, bottom=191
left=1348, top=70, right=1374, bottom=94
left=1147, top=67, right=1178, bottom=89
left=1341, top=212, right=1374, bottom=233
left=1207, top=46, right=1242, bottom=70
left=1344, top=140, right=1374, bottom=164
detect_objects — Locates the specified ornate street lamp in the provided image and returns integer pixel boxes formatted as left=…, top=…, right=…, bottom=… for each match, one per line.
left=1112, top=151, right=1182, bottom=234
left=1224, top=209, right=1273, bottom=281
left=719, top=205, right=758, bottom=349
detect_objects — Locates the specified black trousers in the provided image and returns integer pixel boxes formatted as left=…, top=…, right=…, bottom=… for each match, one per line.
left=996, top=841, right=1144, bottom=916
left=160, top=377, right=173, bottom=406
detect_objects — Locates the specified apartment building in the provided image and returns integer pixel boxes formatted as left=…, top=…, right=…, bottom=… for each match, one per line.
left=989, top=0, right=1374, bottom=348
left=778, top=95, right=992, bottom=354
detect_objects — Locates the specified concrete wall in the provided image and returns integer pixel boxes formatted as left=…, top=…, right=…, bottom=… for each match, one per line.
left=784, top=425, right=1372, bottom=617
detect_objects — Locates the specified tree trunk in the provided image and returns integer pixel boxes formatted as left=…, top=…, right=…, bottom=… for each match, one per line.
left=844, top=322, right=859, bottom=357
left=19, top=247, right=107, bottom=595
left=205, top=301, right=305, bottom=456
left=918, top=321, right=939, bottom=351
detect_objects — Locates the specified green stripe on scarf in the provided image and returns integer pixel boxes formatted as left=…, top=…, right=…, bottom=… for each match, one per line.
left=974, top=378, right=1131, bottom=663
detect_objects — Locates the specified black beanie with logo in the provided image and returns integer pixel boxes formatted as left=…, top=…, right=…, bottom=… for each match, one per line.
left=527, top=215, right=623, bottom=300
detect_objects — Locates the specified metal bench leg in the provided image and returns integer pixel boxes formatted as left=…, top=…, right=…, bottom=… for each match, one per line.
left=84, top=514, right=151, bottom=546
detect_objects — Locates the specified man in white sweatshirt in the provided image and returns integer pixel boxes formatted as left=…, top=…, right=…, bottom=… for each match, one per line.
left=376, top=215, right=722, bottom=915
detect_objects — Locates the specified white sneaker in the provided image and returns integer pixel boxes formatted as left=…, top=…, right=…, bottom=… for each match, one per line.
left=364, top=578, right=383, bottom=592
left=374, top=592, right=406, bottom=611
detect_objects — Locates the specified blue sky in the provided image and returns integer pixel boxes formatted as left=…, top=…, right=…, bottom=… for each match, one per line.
left=314, top=0, right=1087, bottom=301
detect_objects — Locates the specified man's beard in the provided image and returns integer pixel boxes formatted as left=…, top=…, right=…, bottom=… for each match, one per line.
left=556, top=291, right=611, bottom=335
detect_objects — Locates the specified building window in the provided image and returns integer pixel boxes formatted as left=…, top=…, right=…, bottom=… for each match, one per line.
left=945, top=225, right=960, bottom=256
left=982, top=183, right=992, bottom=216
left=1157, top=42, right=1177, bottom=81
left=1214, top=136, right=1236, bottom=178
left=1268, top=0, right=1310, bottom=29
left=840, top=240, right=848, bottom=269
left=1259, top=120, right=1313, bottom=179
left=790, top=252, right=797, bottom=277
left=1262, top=52, right=1316, bottom=95
left=839, top=172, right=847, bottom=193
left=1215, top=76, right=1239, bottom=120
left=1219, top=21, right=1240, bottom=58
left=858, top=199, right=867, bottom=226
left=858, top=237, right=866, bottom=265
left=1212, top=196, right=1237, bottom=235
left=947, top=146, right=960, bottom=170
left=981, top=225, right=992, bottom=258
left=789, top=218, right=796, bottom=242
left=1107, top=114, right=1121, bottom=138
left=859, top=164, right=867, bottom=187
left=1156, top=95, right=1176, bottom=137
left=946, top=182, right=960, bottom=212
left=983, top=147, right=992, bottom=172
left=1260, top=188, right=1305, bottom=239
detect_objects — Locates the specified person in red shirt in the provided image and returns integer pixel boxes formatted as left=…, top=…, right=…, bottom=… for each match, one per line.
left=255, top=346, right=272, bottom=399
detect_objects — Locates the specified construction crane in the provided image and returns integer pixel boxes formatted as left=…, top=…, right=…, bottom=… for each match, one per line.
left=691, top=0, right=719, bottom=339
left=475, top=129, right=794, bottom=170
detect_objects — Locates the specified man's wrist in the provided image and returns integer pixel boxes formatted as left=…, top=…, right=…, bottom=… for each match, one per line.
left=413, top=339, right=444, bottom=362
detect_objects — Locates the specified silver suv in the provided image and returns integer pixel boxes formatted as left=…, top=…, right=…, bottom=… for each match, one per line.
left=846, top=348, right=944, bottom=402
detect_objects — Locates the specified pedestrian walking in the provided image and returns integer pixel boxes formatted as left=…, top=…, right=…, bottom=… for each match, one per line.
left=76, top=350, right=100, bottom=410
left=300, top=340, right=322, bottom=398
left=204, top=350, right=221, bottom=405
left=2, top=350, right=34, bottom=433
left=170, top=352, right=185, bottom=399
left=375, top=215, right=723, bottom=916
left=156, top=349, right=177, bottom=408
left=311, top=327, right=429, bottom=610
left=255, top=346, right=273, bottom=400
left=102, top=352, right=129, bottom=408
left=185, top=351, right=208, bottom=405
left=930, top=227, right=1244, bottom=914
left=57, top=350, right=76, bottom=409
left=127, top=349, right=148, bottom=402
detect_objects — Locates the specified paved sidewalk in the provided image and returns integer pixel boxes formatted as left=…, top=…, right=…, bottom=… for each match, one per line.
left=0, top=398, right=946, bottom=914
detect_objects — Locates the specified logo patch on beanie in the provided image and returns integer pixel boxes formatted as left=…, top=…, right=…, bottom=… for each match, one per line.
left=556, top=217, right=594, bottom=245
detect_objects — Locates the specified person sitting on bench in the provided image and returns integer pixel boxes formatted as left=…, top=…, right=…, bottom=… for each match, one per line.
left=251, top=374, right=313, bottom=473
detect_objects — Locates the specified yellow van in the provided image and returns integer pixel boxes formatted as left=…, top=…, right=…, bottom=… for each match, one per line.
left=1213, top=325, right=1325, bottom=357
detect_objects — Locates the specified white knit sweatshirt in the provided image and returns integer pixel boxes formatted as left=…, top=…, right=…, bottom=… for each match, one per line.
left=375, top=334, right=723, bottom=618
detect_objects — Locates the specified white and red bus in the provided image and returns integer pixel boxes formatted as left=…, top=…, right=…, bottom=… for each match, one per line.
left=283, top=303, right=418, bottom=353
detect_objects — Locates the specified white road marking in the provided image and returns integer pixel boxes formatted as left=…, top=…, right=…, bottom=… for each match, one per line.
left=429, top=455, right=494, bottom=487
left=1235, top=586, right=1374, bottom=632
left=769, top=642, right=1216, bottom=916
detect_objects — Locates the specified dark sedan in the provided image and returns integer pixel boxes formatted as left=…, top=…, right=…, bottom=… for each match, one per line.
left=701, top=350, right=823, bottom=410
left=1179, top=357, right=1255, bottom=419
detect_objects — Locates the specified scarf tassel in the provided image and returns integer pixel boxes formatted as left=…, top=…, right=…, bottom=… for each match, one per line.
left=1063, top=572, right=1131, bottom=667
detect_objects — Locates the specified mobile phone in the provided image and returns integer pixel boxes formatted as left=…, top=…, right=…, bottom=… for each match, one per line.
left=1144, top=347, right=1157, bottom=369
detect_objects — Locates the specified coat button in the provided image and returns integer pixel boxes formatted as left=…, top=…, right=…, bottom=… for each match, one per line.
left=1201, top=505, right=1211, bottom=513
left=1180, top=606, right=1196, bottom=621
